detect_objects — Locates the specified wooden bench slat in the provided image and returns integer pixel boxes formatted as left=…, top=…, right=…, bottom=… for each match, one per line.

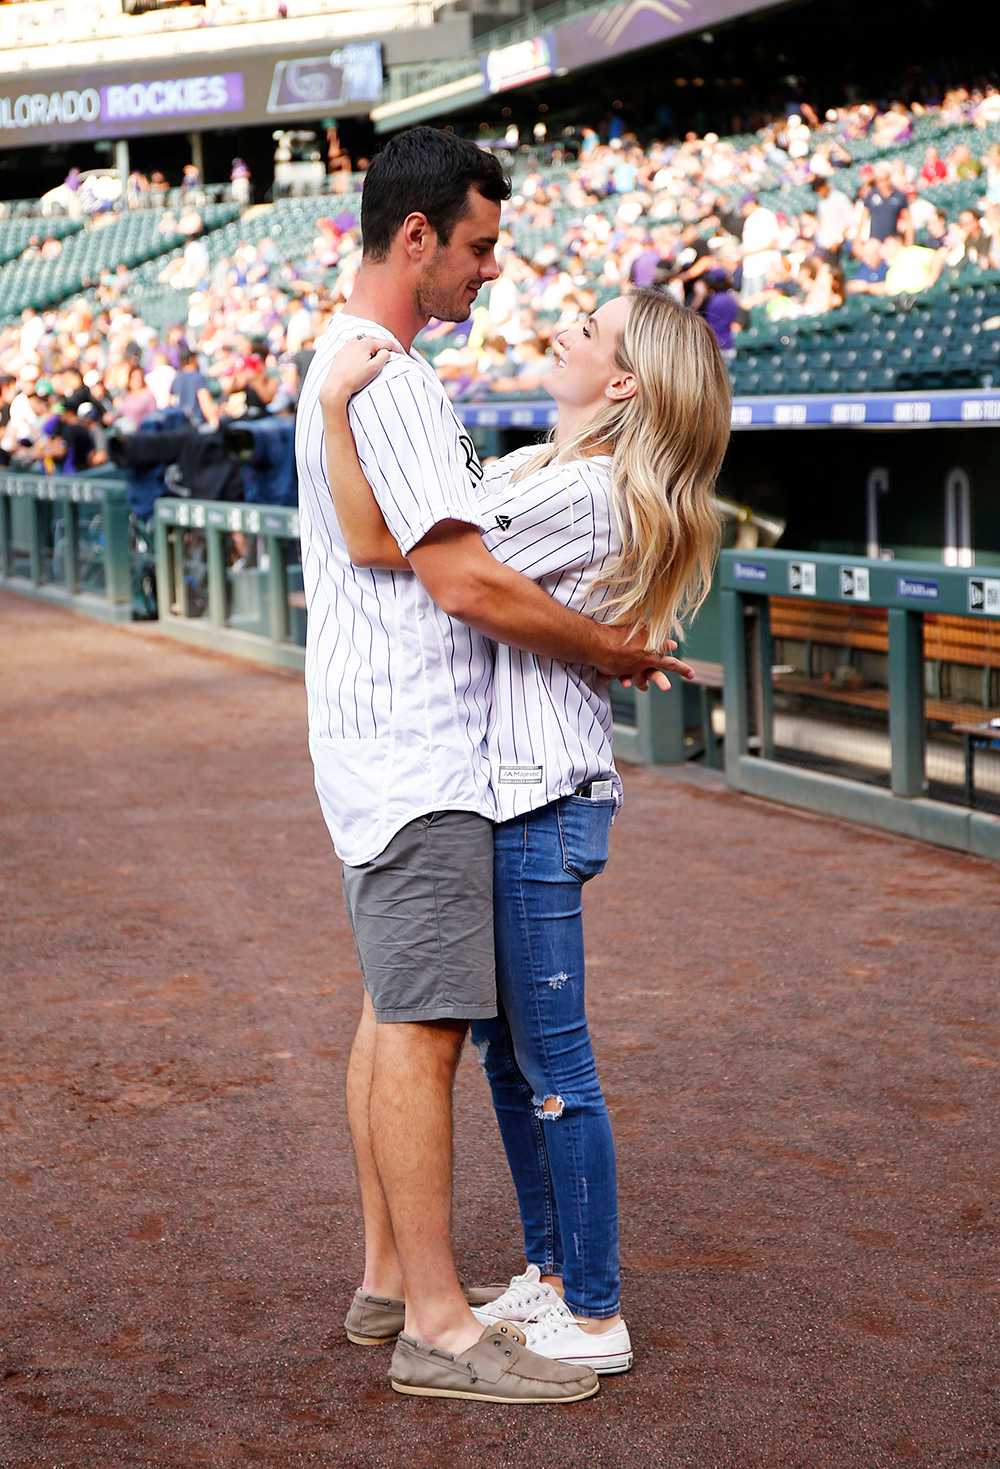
left=769, top=599, right=1000, bottom=669
left=775, top=674, right=1000, bottom=727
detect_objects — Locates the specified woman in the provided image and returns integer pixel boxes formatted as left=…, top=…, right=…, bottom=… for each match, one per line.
left=319, top=288, right=730, bottom=1372
left=113, top=364, right=157, bottom=432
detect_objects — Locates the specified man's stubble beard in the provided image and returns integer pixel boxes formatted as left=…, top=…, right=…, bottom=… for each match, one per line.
left=414, top=255, right=473, bottom=325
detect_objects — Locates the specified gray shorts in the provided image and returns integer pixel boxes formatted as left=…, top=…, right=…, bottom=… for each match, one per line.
left=341, top=811, right=496, bottom=1024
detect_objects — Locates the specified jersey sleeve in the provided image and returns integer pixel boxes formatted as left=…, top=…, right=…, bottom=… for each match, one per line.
left=348, top=363, right=489, bottom=554
left=479, top=443, right=539, bottom=498
left=479, top=460, right=608, bottom=582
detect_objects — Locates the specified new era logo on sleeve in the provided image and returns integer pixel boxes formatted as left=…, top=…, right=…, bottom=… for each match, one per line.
left=969, top=577, right=1000, bottom=615
left=494, top=514, right=512, bottom=530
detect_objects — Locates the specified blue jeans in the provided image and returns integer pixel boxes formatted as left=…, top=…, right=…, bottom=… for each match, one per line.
left=470, top=796, right=620, bottom=1318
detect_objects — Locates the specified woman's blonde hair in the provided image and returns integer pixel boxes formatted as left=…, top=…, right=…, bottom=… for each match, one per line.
left=512, top=288, right=731, bottom=649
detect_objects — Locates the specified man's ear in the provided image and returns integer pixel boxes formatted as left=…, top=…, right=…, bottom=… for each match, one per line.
left=400, top=212, right=435, bottom=262
left=606, top=371, right=637, bottom=404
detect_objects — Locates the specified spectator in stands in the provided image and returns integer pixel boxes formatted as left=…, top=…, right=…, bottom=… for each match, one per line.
left=863, top=164, right=908, bottom=242
left=880, top=235, right=945, bottom=296
left=64, top=166, right=82, bottom=219
left=811, top=175, right=855, bottom=253
left=948, top=142, right=981, bottom=180
left=847, top=238, right=889, bottom=294
left=19, top=307, right=45, bottom=361
left=114, top=365, right=157, bottom=432
left=920, top=147, right=947, bottom=185
left=0, top=373, right=17, bottom=466
left=284, top=295, right=314, bottom=356
left=146, top=350, right=177, bottom=410
left=126, top=171, right=150, bottom=210
left=181, top=163, right=202, bottom=205
left=43, top=394, right=103, bottom=474
left=672, top=221, right=715, bottom=300
left=953, top=209, right=995, bottom=269
left=698, top=273, right=745, bottom=354
left=173, top=348, right=218, bottom=428
left=913, top=206, right=949, bottom=251
left=231, top=159, right=252, bottom=208
left=326, top=126, right=353, bottom=194
left=739, top=194, right=781, bottom=299
left=224, top=355, right=277, bottom=417
left=2, top=375, right=47, bottom=460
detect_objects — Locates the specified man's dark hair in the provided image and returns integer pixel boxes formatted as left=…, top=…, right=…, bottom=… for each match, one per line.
left=65, top=387, right=93, bottom=414
left=361, top=127, right=511, bottom=261
left=181, top=348, right=199, bottom=367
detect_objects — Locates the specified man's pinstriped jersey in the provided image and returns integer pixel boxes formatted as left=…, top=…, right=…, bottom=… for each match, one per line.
left=477, top=447, right=624, bottom=823
left=296, top=312, right=494, bottom=867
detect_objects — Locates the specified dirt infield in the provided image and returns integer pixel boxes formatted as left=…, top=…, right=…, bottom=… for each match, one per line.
left=1, top=589, right=998, bottom=1469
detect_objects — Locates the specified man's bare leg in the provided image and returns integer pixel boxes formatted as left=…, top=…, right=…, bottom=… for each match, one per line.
left=346, top=992, right=404, bottom=1298
left=369, top=1019, right=482, bottom=1354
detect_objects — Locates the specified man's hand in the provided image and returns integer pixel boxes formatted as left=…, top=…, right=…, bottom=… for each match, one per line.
left=408, top=521, right=696, bottom=684
left=595, top=622, right=695, bottom=692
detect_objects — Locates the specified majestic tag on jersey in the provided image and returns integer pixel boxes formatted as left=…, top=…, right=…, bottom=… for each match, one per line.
left=498, top=764, right=543, bottom=785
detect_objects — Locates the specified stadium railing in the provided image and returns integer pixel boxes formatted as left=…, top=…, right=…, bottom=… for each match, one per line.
left=0, top=471, right=134, bottom=621
left=719, top=548, right=1000, bottom=860
left=153, top=496, right=306, bottom=672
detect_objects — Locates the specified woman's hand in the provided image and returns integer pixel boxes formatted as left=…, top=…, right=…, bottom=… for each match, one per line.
left=318, top=335, right=400, bottom=412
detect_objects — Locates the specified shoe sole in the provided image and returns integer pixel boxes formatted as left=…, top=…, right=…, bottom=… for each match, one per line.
left=390, top=1379, right=600, bottom=1403
left=592, top=1353, right=633, bottom=1375
left=346, top=1330, right=399, bottom=1346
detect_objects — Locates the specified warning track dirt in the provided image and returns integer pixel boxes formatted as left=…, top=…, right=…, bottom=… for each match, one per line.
left=1, top=591, right=998, bottom=1468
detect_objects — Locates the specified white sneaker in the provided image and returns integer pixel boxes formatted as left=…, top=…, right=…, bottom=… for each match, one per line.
left=470, top=1264, right=562, bottom=1327
left=519, top=1298, right=633, bottom=1376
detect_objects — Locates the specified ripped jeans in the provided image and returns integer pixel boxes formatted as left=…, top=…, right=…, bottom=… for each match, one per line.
left=470, top=795, right=620, bottom=1318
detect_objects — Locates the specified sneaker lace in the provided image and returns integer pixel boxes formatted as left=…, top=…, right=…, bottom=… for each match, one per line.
left=521, top=1299, right=577, bottom=1346
left=488, top=1271, right=552, bottom=1316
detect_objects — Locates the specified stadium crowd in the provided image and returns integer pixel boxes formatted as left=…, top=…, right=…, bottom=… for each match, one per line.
left=2, top=84, right=1000, bottom=476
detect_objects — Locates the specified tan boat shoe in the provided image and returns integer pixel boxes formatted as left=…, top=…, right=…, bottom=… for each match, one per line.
left=344, top=1279, right=509, bottom=1346
left=388, top=1324, right=600, bottom=1403
left=344, top=1289, right=406, bottom=1346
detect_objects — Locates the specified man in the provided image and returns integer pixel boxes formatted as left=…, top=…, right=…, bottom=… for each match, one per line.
left=847, top=238, right=889, bottom=295
left=296, top=128, right=683, bottom=1404
left=19, top=306, right=45, bottom=361
left=284, top=294, right=314, bottom=356
left=811, top=175, right=855, bottom=253
left=672, top=220, right=715, bottom=302
left=0, top=373, right=17, bottom=465
left=863, top=165, right=908, bottom=243
left=172, top=349, right=218, bottom=428
left=953, top=209, right=993, bottom=269
left=738, top=194, right=781, bottom=299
